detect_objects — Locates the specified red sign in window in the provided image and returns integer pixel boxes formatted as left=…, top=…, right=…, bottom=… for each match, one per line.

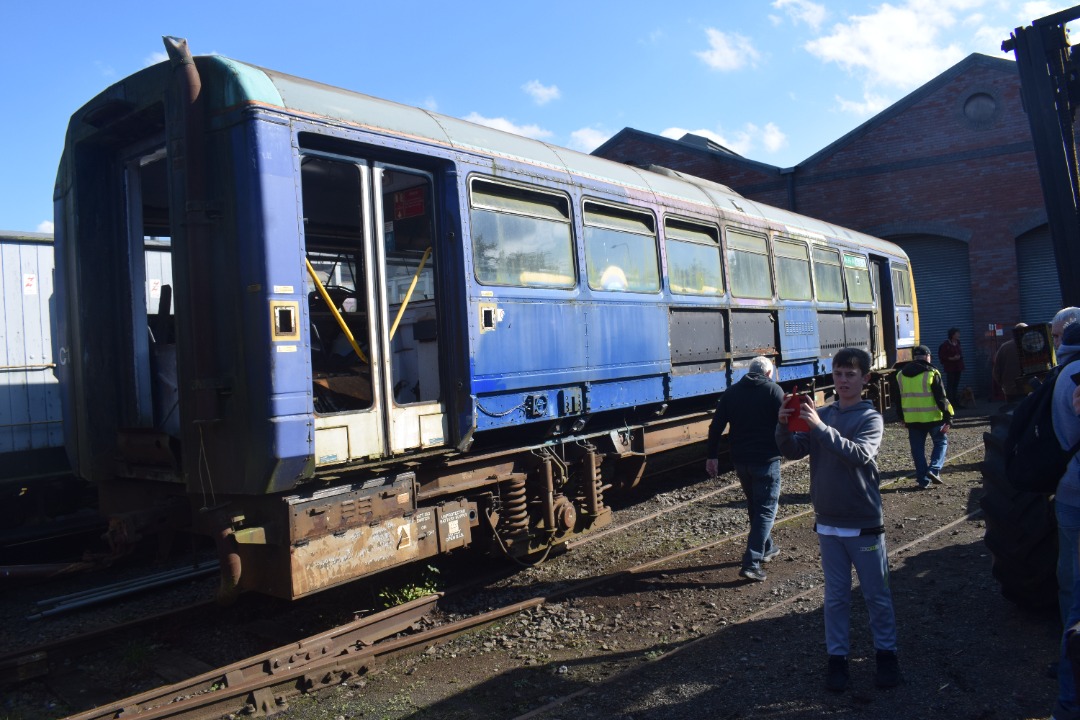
left=394, top=188, right=425, bottom=219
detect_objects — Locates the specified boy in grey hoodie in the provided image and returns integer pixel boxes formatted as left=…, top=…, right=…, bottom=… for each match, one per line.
left=776, top=347, right=899, bottom=692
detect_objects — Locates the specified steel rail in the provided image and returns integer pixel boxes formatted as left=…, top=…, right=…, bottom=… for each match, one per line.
left=60, top=438, right=986, bottom=720
left=8, top=431, right=980, bottom=716
left=30, top=561, right=220, bottom=618
left=60, top=594, right=443, bottom=720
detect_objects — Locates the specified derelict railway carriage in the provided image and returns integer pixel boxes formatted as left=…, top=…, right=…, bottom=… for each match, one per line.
left=53, top=37, right=918, bottom=601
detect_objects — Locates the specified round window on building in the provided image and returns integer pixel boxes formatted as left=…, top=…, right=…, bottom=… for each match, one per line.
left=962, top=92, right=999, bottom=129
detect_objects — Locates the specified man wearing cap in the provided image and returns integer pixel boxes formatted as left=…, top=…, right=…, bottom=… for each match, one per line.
left=897, top=345, right=953, bottom=489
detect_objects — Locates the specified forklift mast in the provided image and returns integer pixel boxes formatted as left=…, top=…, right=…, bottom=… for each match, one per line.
left=1004, top=6, right=1080, bottom=307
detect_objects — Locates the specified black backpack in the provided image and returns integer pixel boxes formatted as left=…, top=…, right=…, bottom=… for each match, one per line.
left=1005, top=366, right=1080, bottom=494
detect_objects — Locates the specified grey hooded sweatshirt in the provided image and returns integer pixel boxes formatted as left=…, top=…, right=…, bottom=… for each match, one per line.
left=775, top=399, right=884, bottom=529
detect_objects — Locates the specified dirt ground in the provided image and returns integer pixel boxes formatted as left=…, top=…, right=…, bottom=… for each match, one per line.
left=275, top=399, right=1064, bottom=720
left=0, top=398, right=1064, bottom=720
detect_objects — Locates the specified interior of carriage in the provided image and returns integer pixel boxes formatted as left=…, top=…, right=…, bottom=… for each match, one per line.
left=300, top=156, right=440, bottom=416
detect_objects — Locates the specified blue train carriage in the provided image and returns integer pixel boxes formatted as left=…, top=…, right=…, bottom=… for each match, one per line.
left=53, top=38, right=917, bottom=600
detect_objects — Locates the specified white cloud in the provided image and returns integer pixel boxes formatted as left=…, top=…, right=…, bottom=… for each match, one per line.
left=463, top=112, right=553, bottom=140
left=422, top=96, right=439, bottom=112
left=761, top=122, right=788, bottom=153
left=522, top=80, right=560, bottom=106
left=144, top=51, right=168, bottom=67
left=772, top=0, right=827, bottom=30
left=802, top=0, right=997, bottom=115
left=696, top=29, right=761, bottom=71
left=973, top=23, right=1011, bottom=51
left=661, top=122, right=788, bottom=157
left=37, top=220, right=54, bottom=234
left=569, top=127, right=612, bottom=153
left=835, top=93, right=892, bottom=116
left=1020, top=2, right=1074, bottom=21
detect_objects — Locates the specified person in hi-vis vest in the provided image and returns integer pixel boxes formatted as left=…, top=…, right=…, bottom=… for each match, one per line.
left=897, top=345, right=954, bottom=489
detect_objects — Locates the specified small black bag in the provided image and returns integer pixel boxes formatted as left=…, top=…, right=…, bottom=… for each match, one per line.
left=1004, top=366, right=1080, bottom=494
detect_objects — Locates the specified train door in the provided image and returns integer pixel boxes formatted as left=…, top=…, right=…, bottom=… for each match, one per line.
left=870, top=258, right=888, bottom=368
left=122, top=142, right=180, bottom=438
left=300, top=153, right=445, bottom=465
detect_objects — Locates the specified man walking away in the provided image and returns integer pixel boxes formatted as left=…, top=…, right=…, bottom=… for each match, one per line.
left=706, top=356, right=785, bottom=582
left=897, top=345, right=953, bottom=489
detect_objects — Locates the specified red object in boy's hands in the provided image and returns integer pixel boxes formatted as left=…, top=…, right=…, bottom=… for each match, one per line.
left=785, top=392, right=810, bottom=432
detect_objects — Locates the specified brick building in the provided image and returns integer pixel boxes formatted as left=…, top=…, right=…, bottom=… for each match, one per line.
left=593, top=53, right=1058, bottom=398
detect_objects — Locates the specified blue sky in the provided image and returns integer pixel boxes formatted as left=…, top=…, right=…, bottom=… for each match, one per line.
left=0, top=0, right=1070, bottom=233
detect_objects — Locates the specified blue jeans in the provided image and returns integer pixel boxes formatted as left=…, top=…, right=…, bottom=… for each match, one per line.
left=1057, top=500, right=1080, bottom=720
left=907, top=423, right=948, bottom=486
left=735, top=459, right=782, bottom=571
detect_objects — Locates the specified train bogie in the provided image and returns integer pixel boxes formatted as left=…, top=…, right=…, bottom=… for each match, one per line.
left=53, top=39, right=917, bottom=599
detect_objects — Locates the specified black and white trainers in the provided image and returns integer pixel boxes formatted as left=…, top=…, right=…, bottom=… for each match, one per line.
left=826, top=655, right=849, bottom=692
left=763, top=547, right=781, bottom=563
left=927, top=470, right=944, bottom=485
left=739, top=566, right=767, bottom=582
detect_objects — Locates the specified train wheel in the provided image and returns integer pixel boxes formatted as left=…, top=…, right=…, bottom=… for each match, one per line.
left=980, top=412, right=1059, bottom=612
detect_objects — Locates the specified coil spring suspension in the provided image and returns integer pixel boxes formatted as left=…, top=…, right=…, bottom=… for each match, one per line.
left=576, top=444, right=609, bottom=518
left=592, top=472, right=607, bottom=511
left=497, top=474, right=529, bottom=538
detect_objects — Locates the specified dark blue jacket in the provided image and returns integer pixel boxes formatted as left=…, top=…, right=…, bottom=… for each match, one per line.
left=707, top=373, right=784, bottom=463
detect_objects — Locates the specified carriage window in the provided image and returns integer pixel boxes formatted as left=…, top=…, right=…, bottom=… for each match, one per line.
left=727, top=228, right=772, bottom=299
left=891, top=265, right=912, bottom=307
left=583, top=202, right=659, bottom=292
left=470, top=179, right=575, bottom=288
left=812, top=247, right=844, bottom=302
left=383, top=169, right=436, bottom=305
left=775, top=239, right=812, bottom=300
left=665, top=219, right=723, bottom=295
left=844, top=253, right=874, bottom=304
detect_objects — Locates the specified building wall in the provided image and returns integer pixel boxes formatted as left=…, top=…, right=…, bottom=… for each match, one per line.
left=594, top=54, right=1051, bottom=397
left=0, top=231, right=174, bottom=481
left=0, top=231, right=63, bottom=461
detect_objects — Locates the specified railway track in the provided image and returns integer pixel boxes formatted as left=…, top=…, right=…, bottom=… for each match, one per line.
left=0, top=444, right=734, bottom=703
left=0, top=446, right=730, bottom=695
left=265, top=416, right=1007, bottom=719
left=2, top=410, right=993, bottom=720
left=18, top=418, right=989, bottom=720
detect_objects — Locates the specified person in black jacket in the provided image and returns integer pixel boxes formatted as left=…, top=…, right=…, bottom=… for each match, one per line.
left=706, top=356, right=785, bottom=582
